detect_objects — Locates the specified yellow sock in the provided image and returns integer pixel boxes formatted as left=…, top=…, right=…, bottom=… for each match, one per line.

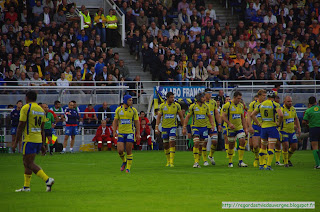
left=164, top=149, right=170, bottom=164
left=126, top=154, right=133, bottom=170
left=288, top=148, right=294, bottom=160
left=24, top=174, right=32, bottom=188
left=169, top=147, right=175, bottom=165
left=228, top=149, right=234, bottom=163
left=238, top=146, right=245, bottom=161
left=259, top=149, right=267, bottom=167
left=225, top=143, right=229, bottom=158
left=36, top=170, right=49, bottom=182
left=209, top=144, right=216, bottom=157
left=283, top=150, right=289, bottom=165
left=119, top=152, right=126, bottom=162
left=199, top=147, right=202, bottom=160
left=202, top=147, right=207, bottom=162
left=245, top=138, right=248, bottom=147
left=254, top=147, right=260, bottom=160
left=267, top=149, right=274, bottom=167
left=193, top=147, right=199, bottom=163
left=275, top=149, right=281, bottom=162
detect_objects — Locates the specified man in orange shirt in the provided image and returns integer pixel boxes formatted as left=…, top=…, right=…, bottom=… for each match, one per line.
left=233, top=53, right=245, bottom=67
left=309, top=20, right=320, bottom=35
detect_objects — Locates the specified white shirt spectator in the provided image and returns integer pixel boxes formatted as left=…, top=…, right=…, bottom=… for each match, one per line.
left=57, top=78, right=69, bottom=87
left=205, top=9, right=216, bottom=20
left=263, top=15, right=277, bottom=24
left=74, top=59, right=86, bottom=70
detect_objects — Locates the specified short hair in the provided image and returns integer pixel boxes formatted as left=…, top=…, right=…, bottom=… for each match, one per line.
left=71, top=100, right=76, bottom=104
left=26, top=91, right=37, bottom=102
left=309, top=96, right=317, bottom=105
left=166, top=92, right=174, bottom=99
left=16, top=100, right=23, bottom=104
left=254, top=95, right=259, bottom=99
left=205, top=88, right=212, bottom=92
left=88, top=104, right=92, bottom=107
left=234, top=91, right=242, bottom=97
left=257, top=89, right=267, bottom=96
left=154, top=108, right=159, bottom=113
left=54, top=100, right=60, bottom=105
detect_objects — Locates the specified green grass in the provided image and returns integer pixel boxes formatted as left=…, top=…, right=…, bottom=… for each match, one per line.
left=0, top=150, right=319, bottom=212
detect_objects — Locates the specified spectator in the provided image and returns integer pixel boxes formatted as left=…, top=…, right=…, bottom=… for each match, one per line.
left=117, top=60, right=130, bottom=80
left=50, top=100, right=65, bottom=124
left=56, top=72, right=69, bottom=87
left=195, top=61, right=208, bottom=81
left=53, top=9, right=66, bottom=26
left=92, top=120, right=117, bottom=151
left=98, top=101, right=112, bottom=124
left=106, top=9, right=118, bottom=47
left=84, top=104, right=98, bottom=126
left=137, top=119, right=152, bottom=150
left=94, top=8, right=106, bottom=43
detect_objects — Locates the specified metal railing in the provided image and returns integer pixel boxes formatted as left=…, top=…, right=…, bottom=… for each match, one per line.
left=67, top=0, right=84, bottom=30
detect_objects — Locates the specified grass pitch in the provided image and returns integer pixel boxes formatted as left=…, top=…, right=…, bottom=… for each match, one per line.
left=0, top=150, right=319, bottom=212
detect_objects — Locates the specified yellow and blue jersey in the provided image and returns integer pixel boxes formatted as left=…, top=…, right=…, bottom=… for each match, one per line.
left=255, top=100, right=280, bottom=128
left=188, top=103, right=210, bottom=128
left=159, top=101, right=181, bottom=128
left=205, top=99, right=217, bottom=128
left=115, top=105, right=139, bottom=134
left=248, top=100, right=263, bottom=125
left=280, top=106, right=297, bottom=133
left=222, top=101, right=244, bottom=131
left=19, top=102, right=46, bottom=143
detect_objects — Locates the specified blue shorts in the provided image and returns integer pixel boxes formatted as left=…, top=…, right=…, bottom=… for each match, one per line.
left=280, top=131, right=298, bottom=143
left=227, top=129, right=245, bottom=138
left=207, top=127, right=217, bottom=135
left=309, top=127, right=320, bottom=142
left=253, top=124, right=261, bottom=137
left=11, top=127, right=17, bottom=135
left=192, top=127, right=208, bottom=139
left=187, top=125, right=191, bottom=134
left=223, top=126, right=227, bottom=135
left=118, top=133, right=134, bottom=143
left=65, top=126, right=78, bottom=136
left=261, top=127, right=280, bottom=140
left=23, top=142, right=42, bottom=155
left=162, top=127, right=177, bottom=139
left=45, top=129, right=52, bottom=137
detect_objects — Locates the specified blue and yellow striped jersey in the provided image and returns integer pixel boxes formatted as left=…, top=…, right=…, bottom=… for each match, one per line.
left=222, top=101, right=244, bottom=131
left=159, top=101, right=181, bottom=128
left=115, top=105, right=139, bottom=134
left=281, top=106, right=297, bottom=133
left=248, top=100, right=263, bottom=125
left=188, top=103, right=210, bottom=128
left=255, top=100, right=280, bottom=128
left=19, top=102, right=46, bottom=143
left=205, top=99, right=217, bottom=128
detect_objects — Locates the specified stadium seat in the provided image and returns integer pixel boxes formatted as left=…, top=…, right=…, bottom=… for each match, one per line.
left=294, top=103, right=307, bottom=108
left=94, top=105, right=101, bottom=112
left=109, top=105, right=119, bottom=119
left=78, top=105, right=87, bottom=112
left=62, top=105, right=68, bottom=111
left=0, top=105, right=7, bottom=109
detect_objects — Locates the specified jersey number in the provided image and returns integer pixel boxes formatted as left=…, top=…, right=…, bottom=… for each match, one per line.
left=34, top=116, right=42, bottom=126
left=264, top=110, right=268, bottom=117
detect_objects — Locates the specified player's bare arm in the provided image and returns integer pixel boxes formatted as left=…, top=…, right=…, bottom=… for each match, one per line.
left=155, top=113, right=162, bottom=134
left=251, top=110, right=261, bottom=127
left=182, top=114, right=191, bottom=135
left=13, top=121, right=26, bottom=149
left=214, top=109, right=222, bottom=132
left=222, top=112, right=234, bottom=129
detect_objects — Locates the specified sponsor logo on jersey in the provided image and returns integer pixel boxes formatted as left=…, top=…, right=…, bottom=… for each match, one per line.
left=232, top=114, right=241, bottom=119
left=119, top=110, right=124, bottom=115
left=121, top=119, right=131, bottom=124
left=194, top=107, right=200, bottom=111
left=164, top=114, right=175, bottom=119
left=285, top=118, right=294, bottom=124
left=196, top=114, right=206, bottom=120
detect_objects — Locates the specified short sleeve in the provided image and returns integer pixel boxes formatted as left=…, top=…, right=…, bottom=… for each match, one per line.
left=275, top=103, right=280, bottom=110
left=303, top=110, right=309, bottom=121
left=188, top=104, right=194, bottom=116
left=248, top=102, right=254, bottom=112
left=222, top=102, right=228, bottom=114
left=19, top=105, right=29, bottom=122
left=206, top=105, right=210, bottom=115
left=114, top=107, right=120, bottom=120
left=133, top=108, right=139, bottom=121
left=254, top=104, right=261, bottom=113
left=176, top=103, right=181, bottom=112
left=159, top=103, right=164, bottom=115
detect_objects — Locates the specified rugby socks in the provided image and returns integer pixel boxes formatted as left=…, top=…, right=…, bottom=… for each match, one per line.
left=202, top=147, right=207, bottom=162
left=193, top=147, right=199, bottom=163
left=209, top=144, right=216, bottom=157
left=169, top=147, right=175, bottom=165
left=164, top=149, right=170, bottom=164
left=225, top=143, right=229, bottom=158
left=313, top=150, right=320, bottom=166
left=259, top=148, right=267, bottom=167
left=24, top=174, right=32, bottom=188
left=119, top=152, right=126, bottom=162
left=126, top=154, right=133, bottom=170
left=267, top=149, right=274, bottom=167
left=228, top=149, right=234, bottom=163
left=283, top=150, right=289, bottom=165
left=238, top=146, right=245, bottom=161
left=254, top=147, right=260, bottom=161
left=275, top=149, right=281, bottom=162
left=199, top=148, right=202, bottom=159
left=36, top=170, right=49, bottom=182
left=288, top=148, right=294, bottom=160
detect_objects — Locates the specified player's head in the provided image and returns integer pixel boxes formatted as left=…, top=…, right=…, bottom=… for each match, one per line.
left=308, top=96, right=317, bottom=105
left=225, top=96, right=231, bottom=103
left=204, top=88, right=213, bottom=100
left=41, top=103, right=49, bottom=112
left=16, top=100, right=23, bottom=109
left=68, top=101, right=74, bottom=109
left=123, top=94, right=133, bottom=106
left=267, top=90, right=276, bottom=99
left=166, top=92, right=175, bottom=103
left=257, top=89, right=267, bottom=102
left=253, top=95, right=259, bottom=101
left=275, top=95, right=280, bottom=103
left=88, top=104, right=93, bottom=110
left=284, top=96, right=292, bottom=108
left=26, top=91, right=37, bottom=103
left=71, top=100, right=77, bottom=107
left=195, top=92, right=205, bottom=103
left=154, top=108, right=159, bottom=115
left=233, top=91, right=242, bottom=104
left=54, top=100, right=61, bottom=108
left=101, top=120, right=107, bottom=127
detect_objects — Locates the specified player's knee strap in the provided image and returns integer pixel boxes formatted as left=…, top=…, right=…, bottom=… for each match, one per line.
left=228, top=137, right=235, bottom=142
left=169, top=136, right=176, bottom=142
left=98, top=141, right=102, bottom=144
left=193, top=137, right=200, bottom=142
left=237, top=132, right=246, bottom=139
left=261, top=139, right=268, bottom=145
left=107, top=141, right=112, bottom=144
left=163, top=139, right=169, bottom=143
left=268, top=138, right=277, bottom=143
left=211, top=134, right=218, bottom=140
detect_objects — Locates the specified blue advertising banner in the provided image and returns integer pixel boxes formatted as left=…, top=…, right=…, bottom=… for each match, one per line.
left=154, top=86, right=206, bottom=99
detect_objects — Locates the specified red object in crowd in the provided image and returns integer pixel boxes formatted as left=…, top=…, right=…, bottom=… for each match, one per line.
left=137, top=124, right=152, bottom=146
left=92, top=125, right=117, bottom=149
left=84, top=107, right=96, bottom=119
left=139, top=117, right=150, bottom=124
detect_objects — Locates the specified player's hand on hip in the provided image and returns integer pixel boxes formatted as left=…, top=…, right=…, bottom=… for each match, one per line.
left=297, top=129, right=301, bottom=137
left=211, top=126, right=215, bottom=132
left=182, top=127, right=187, bottom=135
left=229, top=123, right=235, bottom=130
left=248, top=127, right=254, bottom=134
left=244, top=128, right=248, bottom=135
left=218, top=125, right=222, bottom=133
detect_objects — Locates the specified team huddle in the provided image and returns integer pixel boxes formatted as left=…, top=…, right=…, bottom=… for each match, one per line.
left=13, top=88, right=320, bottom=192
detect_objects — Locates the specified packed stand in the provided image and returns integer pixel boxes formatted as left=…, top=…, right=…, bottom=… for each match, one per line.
left=0, top=0, right=144, bottom=96
left=122, top=0, right=320, bottom=86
